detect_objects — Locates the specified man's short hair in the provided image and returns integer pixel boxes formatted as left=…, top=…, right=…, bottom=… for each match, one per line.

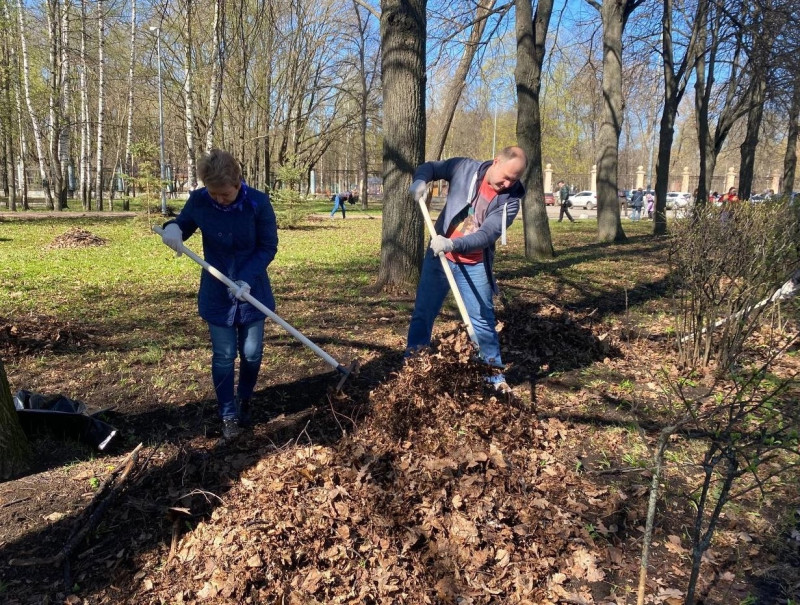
left=497, top=145, right=528, bottom=169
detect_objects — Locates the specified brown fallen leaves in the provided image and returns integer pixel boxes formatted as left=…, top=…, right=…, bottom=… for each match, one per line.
left=132, top=331, right=633, bottom=604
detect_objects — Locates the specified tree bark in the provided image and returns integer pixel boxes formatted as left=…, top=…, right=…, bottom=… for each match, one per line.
left=515, top=0, right=554, bottom=259
left=57, top=0, right=71, bottom=210
left=205, top=0, right=223, bottom=157
left=123, top=0, right=136, bottom=207
left=17, top=0, right=55, bottom=210
left=0, top=359, right=31, bottom=480
left=94, top=0, right=106, bottom=211
left=183, top=0, right=197, bottom=190
left=375, top=0, right=426, bottom=290
left=782, top=81, right=800, bottom=195
left=79, top=0, right=91, bottom=210
left=653, top=0, right=702, bottom=234
left=4, top=0, right=26, bottom=210
left=593, top=0, right=631, bottom=243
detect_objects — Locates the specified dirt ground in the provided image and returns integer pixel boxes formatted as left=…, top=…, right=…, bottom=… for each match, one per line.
left=1, top=222, right=799, bottom=604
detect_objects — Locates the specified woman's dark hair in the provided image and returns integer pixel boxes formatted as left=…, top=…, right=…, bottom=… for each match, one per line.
left=197, top=149, right=242, bottom=188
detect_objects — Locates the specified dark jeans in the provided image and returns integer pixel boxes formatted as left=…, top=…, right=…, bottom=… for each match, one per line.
left=208, top=319, right=265, bottom=420
left=558, top=203, right=574, bottom=222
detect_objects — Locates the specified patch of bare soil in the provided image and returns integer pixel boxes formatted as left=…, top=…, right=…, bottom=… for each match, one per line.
left=46, top=227, right=107, bottom=249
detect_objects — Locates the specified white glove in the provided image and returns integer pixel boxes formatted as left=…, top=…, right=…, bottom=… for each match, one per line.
left=430, top=235, right=454, bottom=256
left=160, top=223, right=183, bottom=257
left=228, top=280, right=251, bottom=301
left=408, top=179, right=428, bottom=202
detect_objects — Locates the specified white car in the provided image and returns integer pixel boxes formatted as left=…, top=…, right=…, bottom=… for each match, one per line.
left=569, top=191, right=597, bottom=209
left=665, top=192, right=692, bottom=209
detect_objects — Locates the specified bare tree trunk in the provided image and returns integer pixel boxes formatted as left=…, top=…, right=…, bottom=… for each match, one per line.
left=46, top=0, right=63, bottom=210
left=590, top=0, right=634, bottom=243
left=1, top=5, right=17, bottom=210
left=123, top=0, right=136, bottom=208
left=516, top=0, right=554, bottom=260
left=184, top=0, right=196, bottom=190
left=653, top=0, right=702, bottom=234
left=79, top=0, right=91, bottom=210
left=17, top=0, right=55, bottom=210
left=4, top=0, right=26, bottom=209
left=352, top=0, right=376, bottom=209
left=782, top=81, right=800, bottom=195
left=95, top=0, right=105, bottom=210
left=429, top=1, right=496, bottom=161
left=737, top=76, right=767, bottom=200
left=205, top=0, right=222, bottom=158
left=57, top=0, right=71, bottom=210
left=0, top=359, right=30, bottom=480
left=375, top=0, right=426, bottom=290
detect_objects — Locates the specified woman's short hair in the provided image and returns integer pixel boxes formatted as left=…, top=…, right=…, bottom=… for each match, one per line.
left=197, top=149, right=242, bottom=188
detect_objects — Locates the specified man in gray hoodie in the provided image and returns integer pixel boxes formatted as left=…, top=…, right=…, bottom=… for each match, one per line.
left=406, top=146, right=527, bottom=393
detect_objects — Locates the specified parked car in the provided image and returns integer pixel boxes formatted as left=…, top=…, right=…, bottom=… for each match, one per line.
left=570, top=190, right=597, bottom=209
left=665, top=191, right=691, bottom=209
left=545, top=192, right=555, bottom=206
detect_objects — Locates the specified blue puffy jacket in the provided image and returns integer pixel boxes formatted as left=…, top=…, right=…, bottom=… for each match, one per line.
left=412, top=157, right=525, bottom=293
left=165, top=183, right=278, bottom=326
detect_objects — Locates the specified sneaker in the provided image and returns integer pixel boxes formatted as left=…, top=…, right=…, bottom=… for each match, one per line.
left=221, top=418, right=242, bottom=441
left=485, top=374, right=512, bottom=394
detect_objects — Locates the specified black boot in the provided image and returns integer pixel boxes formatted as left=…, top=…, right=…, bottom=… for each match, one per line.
left=237, top=397, right=252, bottom=428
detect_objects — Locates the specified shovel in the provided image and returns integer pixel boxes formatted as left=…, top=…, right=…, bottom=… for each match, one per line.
left=416, top=194, right=479, bottom=348
left=152, top=225, right=358, bottom=389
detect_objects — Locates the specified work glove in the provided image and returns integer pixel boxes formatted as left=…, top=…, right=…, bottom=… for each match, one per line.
left=430, top=234, right=454, bottom=257
left=228, top=280, right=251, bottom=301
left=160, top=223, right=184, bottom=257
left=408, top=179, right=428, bottom=202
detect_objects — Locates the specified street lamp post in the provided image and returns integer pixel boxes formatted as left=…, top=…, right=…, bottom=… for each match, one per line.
left=150, top=26, right=167, bottom=215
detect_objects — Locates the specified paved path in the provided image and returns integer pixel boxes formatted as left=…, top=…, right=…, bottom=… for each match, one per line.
left=0, top=211, right=138, bottom=220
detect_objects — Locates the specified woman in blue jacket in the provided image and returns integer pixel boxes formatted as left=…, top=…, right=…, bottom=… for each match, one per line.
left=406, top=146, right=527, bottom=394
left=160, top=149, right=278, bottom=440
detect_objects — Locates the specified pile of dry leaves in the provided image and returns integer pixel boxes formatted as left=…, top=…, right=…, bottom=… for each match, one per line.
left=127, top=332, right=634, bottom=605
left=47, top=228, right=107, bottom=249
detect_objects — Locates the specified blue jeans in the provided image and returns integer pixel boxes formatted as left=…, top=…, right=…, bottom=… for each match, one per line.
left=330, top=199, right=346, bottom=218
left=207, top=319, right=265, bottom=420
left=407, top=252, right=503, bottom=368
left=631, top=207, right=641, bottom=220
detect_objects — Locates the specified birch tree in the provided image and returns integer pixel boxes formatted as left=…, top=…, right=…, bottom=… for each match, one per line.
left=183, top=0, right=196, bottom=189
left=17, top=0, right=54, bottom=209
left=79, top=0, right=91, bottom=209
left=204, top=0, right=222, bottom=160
left=0, top=0, right=18, bottom=210
left=123, top=0, right=136, bottom=206
left=4, top=0, right=27, bottom=209
left=57, top=0, right=71, bottom=209
left=516, top=0, right=555, bottom=259
left=95, top=0, right=106, bottom=210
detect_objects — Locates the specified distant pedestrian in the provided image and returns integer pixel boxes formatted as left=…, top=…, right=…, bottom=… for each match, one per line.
left=645, top=191, right=654, bottom=219
left=330, top=190, right=351, bottom=219
left=630, top=188, right=644, bottom=221
left=557, top=180, right=575, bottom=223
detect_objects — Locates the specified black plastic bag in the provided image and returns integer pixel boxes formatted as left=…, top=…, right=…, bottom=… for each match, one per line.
left=14, top=390, right=118, bottom=451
